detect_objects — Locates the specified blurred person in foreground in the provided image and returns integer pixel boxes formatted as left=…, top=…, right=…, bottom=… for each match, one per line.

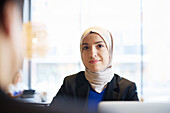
left=0, top=0, right=84, bottom=113
left=50, top=26, right=139, bottom=113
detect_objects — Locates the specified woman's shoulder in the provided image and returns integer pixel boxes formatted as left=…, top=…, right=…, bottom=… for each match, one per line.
left=64, top=71, right=85, bottom=82
left=113, top=73, right=136, bottom=85
left=111, top=74, right=139, bottom=101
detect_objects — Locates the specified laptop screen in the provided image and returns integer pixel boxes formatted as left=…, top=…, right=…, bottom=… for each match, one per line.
left=98, top=101, right=170, bottom=113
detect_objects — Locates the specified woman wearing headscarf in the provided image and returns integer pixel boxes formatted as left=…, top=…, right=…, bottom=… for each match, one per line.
left=50, top=26, right=139, bottom=112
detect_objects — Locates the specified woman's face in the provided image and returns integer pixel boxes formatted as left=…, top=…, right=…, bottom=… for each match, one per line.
left=82, top=33, right=110, bottom=72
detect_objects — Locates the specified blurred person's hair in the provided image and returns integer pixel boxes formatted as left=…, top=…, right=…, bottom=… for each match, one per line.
left=0, top=0, right=24, bottom=26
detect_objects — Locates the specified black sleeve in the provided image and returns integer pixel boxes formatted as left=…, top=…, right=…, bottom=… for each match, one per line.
left=50, top=77, right=69, bottom=107
left=126, top=83, right=139, bottom=101
left=49, top=76, right=86, bottom=113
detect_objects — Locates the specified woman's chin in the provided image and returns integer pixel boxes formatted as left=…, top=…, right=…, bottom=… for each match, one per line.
left=89, top=68, right=102, bottom=73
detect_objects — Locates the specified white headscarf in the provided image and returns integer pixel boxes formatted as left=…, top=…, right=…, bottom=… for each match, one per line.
left=80, top=26, right=114, bottom=93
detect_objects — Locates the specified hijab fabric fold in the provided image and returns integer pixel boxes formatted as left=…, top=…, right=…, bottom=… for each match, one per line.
left=80, top=26, right=114, bottom=93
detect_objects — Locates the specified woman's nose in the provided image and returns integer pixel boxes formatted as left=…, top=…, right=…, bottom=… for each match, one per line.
left=90, top=47, right=97, bottom=58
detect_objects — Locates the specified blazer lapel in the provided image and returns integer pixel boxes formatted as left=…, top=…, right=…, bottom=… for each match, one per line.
left=76, top=72, right=120, bottom=102
left=76, top=72, right=90, bottom=104
left=103, top=74, right=119, bottom=101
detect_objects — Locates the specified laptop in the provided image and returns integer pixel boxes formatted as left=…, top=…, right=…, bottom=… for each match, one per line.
left=21, top=90, right=35, bottom=98
left=98, top=101, right=170, bottom=113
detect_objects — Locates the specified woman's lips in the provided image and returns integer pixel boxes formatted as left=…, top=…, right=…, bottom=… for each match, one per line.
left=89, top=60, right=100, bottom=64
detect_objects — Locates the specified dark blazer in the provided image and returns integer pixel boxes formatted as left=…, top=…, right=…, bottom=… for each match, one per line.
left=50, top=71, right=139, bottom=109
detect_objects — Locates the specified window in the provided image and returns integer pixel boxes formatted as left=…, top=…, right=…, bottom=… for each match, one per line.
left=23, top=0, right=170, bottom=102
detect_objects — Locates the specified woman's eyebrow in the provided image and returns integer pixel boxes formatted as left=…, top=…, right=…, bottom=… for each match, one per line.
left=82, top=41, right=104, bottom=46
left=82, top=43, right=89, bottom=45
left=94, top=41, right=104, bottom=44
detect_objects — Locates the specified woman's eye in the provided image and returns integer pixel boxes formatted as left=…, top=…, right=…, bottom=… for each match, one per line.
left=83, top=46, right=88, bottom=50
left=98, top=44, right=104, bottom=48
